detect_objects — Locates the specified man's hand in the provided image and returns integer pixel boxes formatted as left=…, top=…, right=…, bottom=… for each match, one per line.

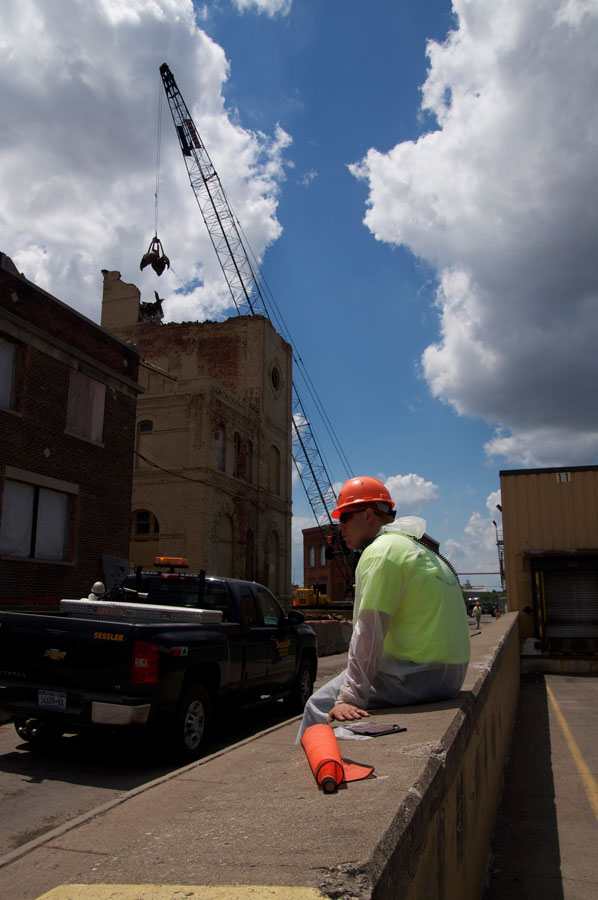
left=327, top=702, right=371, bottom=724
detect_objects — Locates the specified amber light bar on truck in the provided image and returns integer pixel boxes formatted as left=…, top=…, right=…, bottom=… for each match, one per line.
left=131, top=641, right=160, bottom=685
left=154, top=556, right=189, bottom=568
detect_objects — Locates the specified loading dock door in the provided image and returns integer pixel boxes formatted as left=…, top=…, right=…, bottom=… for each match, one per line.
left=541, top=565, right=598, bottom=652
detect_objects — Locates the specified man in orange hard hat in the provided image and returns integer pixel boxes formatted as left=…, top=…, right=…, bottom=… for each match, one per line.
left=296, top=476, right=470, bottom=740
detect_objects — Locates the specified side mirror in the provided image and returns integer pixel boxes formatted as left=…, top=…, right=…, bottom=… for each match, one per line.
left=287, top=609, right=305, bottom=626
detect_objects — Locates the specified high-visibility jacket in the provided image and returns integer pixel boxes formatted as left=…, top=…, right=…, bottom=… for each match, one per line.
left=353, top=518, right=470, bottom=665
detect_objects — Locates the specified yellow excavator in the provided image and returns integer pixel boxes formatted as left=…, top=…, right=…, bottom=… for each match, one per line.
left=292, top=587, right=332, bottom=608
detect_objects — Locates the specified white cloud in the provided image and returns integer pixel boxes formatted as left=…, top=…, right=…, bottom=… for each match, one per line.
left=350, top=0, right=598, bottom=469
left=0, top=0, right=291, bottom=324
left=232, top=0, right=292, bottom=17
left=486, top=489, right=502, bottom=520
left=383, top=473, right=439, bottom=514
left=291, top=514, right=313, bottom=585
left=443, top=490, right=503, bottom=586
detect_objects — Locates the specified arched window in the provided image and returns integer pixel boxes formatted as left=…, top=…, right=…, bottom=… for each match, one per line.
left=320, top=544, right=326, bottom=566
left=233, top=432, right=241, bottom=477
left=217, top=424, right=226, bottom=472
left=267, top=530, right=280, bottom=594
left=214, top=513, right=234, bottom=576
left=246, top=440, right=253, bottom=483
left=136, top=420, right=153, bottom=469
left=131, top=509, right=159, bottom=539
left=268, top=444, right=280, bottom=494
left=309, top=546, right=315, bottom=567
left=245, top=529, right=255, bottom=580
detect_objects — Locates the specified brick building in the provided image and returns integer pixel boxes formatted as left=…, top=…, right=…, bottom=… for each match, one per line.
left=0, top=253, right=141, bottom=609
left=101, top=271, right=293, bottom=601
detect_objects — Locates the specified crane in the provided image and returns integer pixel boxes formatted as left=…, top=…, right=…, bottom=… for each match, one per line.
left=158, top=62, right=354, bottom=592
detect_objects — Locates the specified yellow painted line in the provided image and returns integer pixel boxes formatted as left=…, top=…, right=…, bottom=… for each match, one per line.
left=36, top=885, right=327, bottom=900
left=546, top=681, right=598, bottom=822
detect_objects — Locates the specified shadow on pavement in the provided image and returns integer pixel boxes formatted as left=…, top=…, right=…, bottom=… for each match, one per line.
left=483, top=674, right=564, bottom=900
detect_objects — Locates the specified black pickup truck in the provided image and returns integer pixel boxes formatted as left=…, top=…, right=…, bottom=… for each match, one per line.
left=0, top=569, right=318, bottom=760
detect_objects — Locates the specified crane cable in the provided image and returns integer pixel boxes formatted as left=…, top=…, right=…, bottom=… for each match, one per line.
left=234, top=214, right=352, bottom=480
left=154, top=83, right=163, bottom=237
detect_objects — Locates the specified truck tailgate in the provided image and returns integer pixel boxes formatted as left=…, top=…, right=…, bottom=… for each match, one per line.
left=0, top=613, right=136, bottom=692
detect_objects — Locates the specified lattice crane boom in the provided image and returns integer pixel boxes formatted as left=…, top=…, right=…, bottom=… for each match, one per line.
left=159, top=63, right=353, bottom=586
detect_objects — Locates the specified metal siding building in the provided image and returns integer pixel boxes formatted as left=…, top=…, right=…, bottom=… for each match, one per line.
left=500, top=466, right=598, bottom=652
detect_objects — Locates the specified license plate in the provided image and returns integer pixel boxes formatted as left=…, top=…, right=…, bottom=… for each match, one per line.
left=38, top=690, right=66, bottom=710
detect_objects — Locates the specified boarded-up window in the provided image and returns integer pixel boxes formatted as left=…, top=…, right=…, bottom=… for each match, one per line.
left=66, top=370, right=105, bottom=443
left=0, top=338, right=16, bottom=409
left=269, top=445, right=280, bottom=494
left=217, top=425, right=226, bottom=472
left=246, top=529, right=255, bottom=580
left=233, top=432, right=241, bottom=477
left=0, top=479, right=69, bottom=560
left=246, top=440, right=253, bottom=483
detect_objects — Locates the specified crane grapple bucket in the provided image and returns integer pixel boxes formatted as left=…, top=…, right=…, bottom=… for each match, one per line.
left=140, top=235, right=170, bottom=276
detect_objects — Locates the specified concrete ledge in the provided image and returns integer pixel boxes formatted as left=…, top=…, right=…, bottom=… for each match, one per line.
left=0, top=615, right=521, bottom=900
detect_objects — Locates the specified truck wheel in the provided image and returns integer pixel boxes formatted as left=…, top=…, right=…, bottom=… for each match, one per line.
left=287, top=659, right=315, bottom=712
left=171, top=683, right=211, bottom=761
left=14, top=718, right=64, bottom=745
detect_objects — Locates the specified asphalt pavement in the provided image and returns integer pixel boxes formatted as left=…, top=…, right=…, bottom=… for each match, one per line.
left=482, top=668, right=598, bottom=899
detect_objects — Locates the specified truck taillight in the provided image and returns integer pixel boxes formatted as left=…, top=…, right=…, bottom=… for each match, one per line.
left=131, top=641, right=159, bottom=685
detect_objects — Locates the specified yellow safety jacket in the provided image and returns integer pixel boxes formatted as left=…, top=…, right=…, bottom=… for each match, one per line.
left=354, top=519, right=470, bottom=665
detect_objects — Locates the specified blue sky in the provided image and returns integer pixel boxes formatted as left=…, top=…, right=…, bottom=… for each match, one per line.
left=1, top=0, right=597, bottom=587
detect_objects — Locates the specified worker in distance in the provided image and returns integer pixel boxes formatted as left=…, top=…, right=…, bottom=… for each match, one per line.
left=297, top=476, right=471, bottom=740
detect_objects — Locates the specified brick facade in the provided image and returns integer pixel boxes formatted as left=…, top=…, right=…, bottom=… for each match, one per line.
left=0, top=253, right=141, bottom=609
left=101, top=271, right=293, bottom=602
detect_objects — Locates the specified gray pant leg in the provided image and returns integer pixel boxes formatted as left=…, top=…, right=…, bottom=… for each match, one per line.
left=369, top=661, right=468, bottom=708
left=295, top=670, right=347, bottom=743
left=295, top=661, right=468, bottom=744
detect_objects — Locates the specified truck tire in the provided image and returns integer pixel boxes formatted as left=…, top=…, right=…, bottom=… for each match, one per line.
left=286, top=658, right=315, bottom=713
left=170, top=683, right=212, bottom=761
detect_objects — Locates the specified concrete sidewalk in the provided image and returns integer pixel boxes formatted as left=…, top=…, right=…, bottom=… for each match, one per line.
left=0, top=615, right=558, bottom=900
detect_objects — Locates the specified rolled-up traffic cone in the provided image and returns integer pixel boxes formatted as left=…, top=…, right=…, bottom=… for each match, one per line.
left=300, top=723, right=374, bottom=793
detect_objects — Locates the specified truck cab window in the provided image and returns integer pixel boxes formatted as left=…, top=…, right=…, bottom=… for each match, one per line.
left=256, top=587, right=282, bottom=626
left=240, top=587, right=259, bottom=626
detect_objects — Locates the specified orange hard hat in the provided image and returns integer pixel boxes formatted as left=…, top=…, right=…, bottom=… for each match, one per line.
left=331, top=476, right=395, bottom=519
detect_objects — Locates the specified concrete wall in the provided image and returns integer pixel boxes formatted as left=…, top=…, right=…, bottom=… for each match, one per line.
left=366, top=614, right=521, bottom=900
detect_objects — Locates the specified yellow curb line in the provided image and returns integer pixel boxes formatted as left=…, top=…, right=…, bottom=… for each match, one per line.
left=546, top=681, right=598, bottom=822
left=35, top=886, right=326, bottom=900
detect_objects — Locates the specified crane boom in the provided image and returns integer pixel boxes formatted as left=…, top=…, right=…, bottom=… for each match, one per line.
left=159, top=63, right=353, bottom=587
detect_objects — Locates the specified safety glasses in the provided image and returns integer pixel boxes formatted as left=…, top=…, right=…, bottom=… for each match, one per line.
left=338, top=508, right=367, bottom=525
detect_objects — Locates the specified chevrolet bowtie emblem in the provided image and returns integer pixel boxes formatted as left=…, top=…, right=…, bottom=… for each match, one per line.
left=44, top=649, right=66, bottom=661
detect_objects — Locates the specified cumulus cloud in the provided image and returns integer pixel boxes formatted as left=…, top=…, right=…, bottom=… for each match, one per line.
left=383, top=473, right=439, bottom=514
left=232, top=0, right=292, bottom=16
left=350, top=0, right=598, bottom=468
left=0, top=0, right=291, bottom=323
left=443, top=490, right=503, bottom=584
